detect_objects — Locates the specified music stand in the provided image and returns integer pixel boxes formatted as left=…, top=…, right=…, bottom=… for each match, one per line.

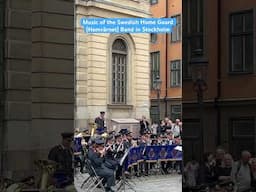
left=116, top=147, right=136, bottom=192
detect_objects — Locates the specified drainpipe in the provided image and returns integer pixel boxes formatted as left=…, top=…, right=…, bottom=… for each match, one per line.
left=0, top=0, right=6, bottom=176
left=215, top=0, right=221, bottom=146
left=165, top=0, right=169, bottom=117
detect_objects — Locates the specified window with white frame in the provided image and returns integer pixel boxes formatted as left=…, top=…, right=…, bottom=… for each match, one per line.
left=150, top=0, right=158, bottom=5
left=170, top=60, right=181, bottom=87
left=171, top=15, right=181, bottom=42
left=171, top=105, right=181, bottom=121
left=150, top=106, right=159, bottom=124
left=150, top=51, right=160, bottom=89
left=150, top=33, right=157, bottom=43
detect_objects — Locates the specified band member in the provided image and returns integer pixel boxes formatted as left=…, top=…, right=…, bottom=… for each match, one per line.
left=48, top=132, right=74, bottom=187
left=114, top=133, right=125, bottom=159
left=104, top=136, right=119, bottom=170
left=114, top=133, right=125, bottom=180
left=119, top=128, right=133, bottom=150
left=88, top=138, right=115, bottom=192
left=138, top=134, right=149, bottom=176
left=124, top=131, right=133, bottom=149
left=150, top=134, right=158, bottom=146
left=74, top=132, right=85, bottom=173
left=95, top=111, right=105, bottom=129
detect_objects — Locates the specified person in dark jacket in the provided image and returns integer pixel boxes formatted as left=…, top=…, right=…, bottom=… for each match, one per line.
left=198, top=152, right=217, bottom=185
left=95, top=111, right=105, bottom=129
left=88, top=138, right=115, bottom=192
left=140, top=116, right=149, bottom=135
left=48, top=132, right=74, bottom=187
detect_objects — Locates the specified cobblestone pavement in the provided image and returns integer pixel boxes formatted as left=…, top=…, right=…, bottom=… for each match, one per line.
left=74, top=173, right=182, bottom=192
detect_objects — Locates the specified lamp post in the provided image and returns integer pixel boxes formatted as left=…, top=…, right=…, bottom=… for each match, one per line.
left=190, top=49, right=208, bottom=161
left=153, top=75, right=162, bottom=122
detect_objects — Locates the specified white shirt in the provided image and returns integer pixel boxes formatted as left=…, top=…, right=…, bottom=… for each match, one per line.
left=231, top=161, right=251, bottom=192
left=171, top=124, right=181, bottom=137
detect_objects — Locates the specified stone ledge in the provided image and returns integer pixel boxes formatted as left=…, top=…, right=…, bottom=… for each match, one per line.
left=107, top=104, right=133, bottom=109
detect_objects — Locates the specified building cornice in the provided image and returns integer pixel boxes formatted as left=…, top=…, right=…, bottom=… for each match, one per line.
left=76, top=0, right=151, bottom=18
left=183, top=97, right=256, bottom=108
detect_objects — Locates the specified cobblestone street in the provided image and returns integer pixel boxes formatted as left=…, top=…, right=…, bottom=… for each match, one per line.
left=74, top=173, right=182, bottom=192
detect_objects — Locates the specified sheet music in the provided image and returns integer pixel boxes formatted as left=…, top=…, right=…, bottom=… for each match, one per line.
left=174, top=145, right=182, bottom=151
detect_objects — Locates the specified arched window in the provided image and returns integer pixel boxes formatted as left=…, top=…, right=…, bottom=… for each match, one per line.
left=112, top=39, right=127, bottom=104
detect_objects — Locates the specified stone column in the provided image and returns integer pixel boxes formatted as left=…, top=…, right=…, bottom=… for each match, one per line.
left=31, top=0, right=74, bottom=162
left=3, top=0, right=32, bottom=179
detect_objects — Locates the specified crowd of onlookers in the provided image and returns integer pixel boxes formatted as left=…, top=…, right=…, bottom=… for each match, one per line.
left=139, top=115, right=182, bottom=138
left=183, top=148, right=256, bottom=192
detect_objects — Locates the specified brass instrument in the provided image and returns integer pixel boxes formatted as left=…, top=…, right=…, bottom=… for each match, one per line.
left=89, top=122, right=97, bottom=137
left=34, top=159, right=57, bottom=191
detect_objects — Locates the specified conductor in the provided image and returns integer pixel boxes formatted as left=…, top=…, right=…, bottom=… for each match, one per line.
left=88, top=138, right=115, bottom=192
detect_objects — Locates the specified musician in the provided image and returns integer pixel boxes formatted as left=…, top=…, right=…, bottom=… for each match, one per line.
left=74, top=132, right=85, bottom=173
left=119, top=129, right=134, bottom=176
left=124, top=131, right=133, bottom=149
left=48, top=132, right=74, bottom=187
left=119, top=128, right=133, bottom=150
left=114, top=133, right=125, bottom=159
left=150, top=134, right=158, bottom=146
left=102, top=136, right=119, bottom=171
left=88, top=138, right=115, bottom=192
left=160, top=135, right=169, bottom=146
left=95, top=127, right=105, bottom=136
left=166, top=132, right=174, bottom=145
left=138, top=134, right=149, bottom=176
left=114, top=133, right=125, bottom=180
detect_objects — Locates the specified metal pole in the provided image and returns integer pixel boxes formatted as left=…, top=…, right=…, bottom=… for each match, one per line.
left=198, top=89, right=204, bottom=162
left=157, top=90, right=160, bottom=122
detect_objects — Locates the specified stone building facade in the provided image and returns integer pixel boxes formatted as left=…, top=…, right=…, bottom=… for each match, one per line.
left=75, top=0, right=151, bottom=129
left=1, top=0, right=74, bottom=180
left=149, top=0, right=182, bottom=123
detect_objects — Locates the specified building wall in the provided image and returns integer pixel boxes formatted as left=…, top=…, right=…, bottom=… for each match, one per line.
left=3, top=0, right=32, bottom=179
left=182, top=0, right=256, bottom=161
left=220, top=0, right=256, bottom=99
left=75, top=0, right=151, bottom=129
left=2, top=0, right=74, bottom=179
left=150, top=0, right=182, bottom=121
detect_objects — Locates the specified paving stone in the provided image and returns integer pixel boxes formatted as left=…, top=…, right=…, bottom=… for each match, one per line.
left=74, top=172, right=182, bottom=192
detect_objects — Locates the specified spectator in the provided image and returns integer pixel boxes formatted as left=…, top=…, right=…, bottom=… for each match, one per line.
left=140, top=115, right=150, bottom=135
left=250, top=158, right=256, bottom=189
left=151, top=121, right=158, bottom=134
left=184, top=159, right=200, bottom=187
left=171, top=119, right=181, bottom=138
left=231, top=150, right=252, bottom=192
left=198, top=152, right=217, bottom=185
left=215, top=147, right=226, bottom=167
left=215, top=153, right=233, bottom=182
